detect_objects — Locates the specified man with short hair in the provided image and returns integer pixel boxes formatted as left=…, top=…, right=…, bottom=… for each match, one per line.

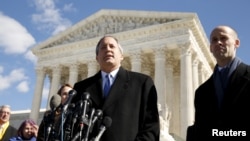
left=0, top=105, right=17, bottom=141
left=72, top=35, right=160, bottom=141
left=186, top=26, right=250, bottom=141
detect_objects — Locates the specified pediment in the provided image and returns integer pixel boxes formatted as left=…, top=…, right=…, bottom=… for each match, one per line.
left=34, top=9, right=197, bottom=50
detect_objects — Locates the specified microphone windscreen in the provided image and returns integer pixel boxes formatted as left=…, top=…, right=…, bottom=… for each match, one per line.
left=49, top=94, right=61, bottom=110
left=68, top=89, right=77, bottom=96
left=102, top=116, right=112, bottom=128
left=82, top=92, right=90, bottom=100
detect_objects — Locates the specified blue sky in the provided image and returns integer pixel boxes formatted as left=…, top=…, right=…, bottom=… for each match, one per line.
left=0, top=0, right=250, bottom=111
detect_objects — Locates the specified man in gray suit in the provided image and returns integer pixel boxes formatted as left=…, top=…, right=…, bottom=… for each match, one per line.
left=72, top=35, right=160, bottom=141
left=186, top=25, right=250, bottom=141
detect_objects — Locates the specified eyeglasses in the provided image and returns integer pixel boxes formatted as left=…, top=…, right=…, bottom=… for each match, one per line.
left=0, top=111, right=10, bottom=115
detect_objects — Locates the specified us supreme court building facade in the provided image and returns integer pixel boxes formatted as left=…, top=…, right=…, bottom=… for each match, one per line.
left=29, top=9, right=216, bottom=139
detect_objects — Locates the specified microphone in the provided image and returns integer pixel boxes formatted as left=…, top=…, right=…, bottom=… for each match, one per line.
left=81, top=92, right=91, bottom=120
left=50, top=94, right=62, bottom=111
left=62, top=89, right=77, bottom=114
left=77, top=92, right=91, bottom=140
left=93, top=116, right=112, bottom=141
left=83, top=108, right=95, bottom=141
left=89, top=109, right=103, bottom=133
left=45, top=94, right=62, bottom=141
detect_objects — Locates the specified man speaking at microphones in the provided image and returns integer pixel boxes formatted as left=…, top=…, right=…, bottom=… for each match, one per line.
left=72, top=36, right=160, bottom=141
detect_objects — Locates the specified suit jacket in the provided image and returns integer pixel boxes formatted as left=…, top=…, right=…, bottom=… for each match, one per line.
left=72, top=67, right=160, bottom=141
left=187, top=63, right=250, bottom=141
left=0, top=125, right=17, bottom=141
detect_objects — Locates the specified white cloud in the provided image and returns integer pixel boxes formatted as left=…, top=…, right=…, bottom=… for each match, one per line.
left=32, top=0, right=72, bottom=35
left=0, top=13, right=36, bottom=54
left=63, top=3, right=77, bottom=12
left=17, top=81, right=29, bottom=93
left=25, top=50, right=37, bottom=64
left=0, top=68, right=28, bottom=91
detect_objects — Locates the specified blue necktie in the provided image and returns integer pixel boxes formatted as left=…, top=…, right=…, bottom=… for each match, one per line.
left=104, top=74, right=111, bottom=98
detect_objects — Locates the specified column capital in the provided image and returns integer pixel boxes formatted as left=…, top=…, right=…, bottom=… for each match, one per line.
left=87, top=59, right=97, bottom=65
left=180, top=44, right=192, bottom=57
left=130, top=50, right=141, bottom=62
left=166, top=52, right=175, bottom=66
left=192, top=55, right=199, bottom=66
left=35, top=67, right=45, bottom=75
left=153, top=47, right=166, bottom=59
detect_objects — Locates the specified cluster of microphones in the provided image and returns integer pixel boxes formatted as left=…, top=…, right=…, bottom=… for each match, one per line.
left=43, top=90, right=112, bottom=141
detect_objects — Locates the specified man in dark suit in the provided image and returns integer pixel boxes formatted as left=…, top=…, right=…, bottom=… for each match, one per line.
left=72, top=35, right=160, bottom=141
left=0, top=105, right=17, bottom=141
left=186, top=25, right=250, bottom=141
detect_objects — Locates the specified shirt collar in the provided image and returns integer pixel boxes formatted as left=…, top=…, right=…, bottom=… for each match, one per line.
left=101, top=68, right=119, bottom=79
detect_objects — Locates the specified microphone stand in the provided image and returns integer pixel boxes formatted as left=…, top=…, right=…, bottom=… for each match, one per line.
left=61, top=110, right=64, bottom=141
left=83, top=108, right=95, bottom=141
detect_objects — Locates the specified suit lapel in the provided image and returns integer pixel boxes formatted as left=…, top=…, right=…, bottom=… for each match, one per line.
left=86, top=72, right=103, bottom=108
left=224, top=63, right=250, bottom=104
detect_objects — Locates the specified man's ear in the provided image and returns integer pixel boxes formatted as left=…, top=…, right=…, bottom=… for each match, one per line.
left=235, top=39, right=240, bottom=48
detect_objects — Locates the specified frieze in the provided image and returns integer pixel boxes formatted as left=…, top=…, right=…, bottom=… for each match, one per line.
left=43, top=15, right=179, bottom=49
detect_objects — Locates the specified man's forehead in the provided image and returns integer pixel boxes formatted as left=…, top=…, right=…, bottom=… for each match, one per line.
left=0, top=107, right=10, bottom=111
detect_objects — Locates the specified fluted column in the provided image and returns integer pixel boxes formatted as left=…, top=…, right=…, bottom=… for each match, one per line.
left=192, top=56, right=199, bottom=93
left=165, top=55, right=174, bottom=133
left=47, top=65, right=62, bottom=109
left=130, top=51, right=141, bottom=72
left=173, top=71, right=181, bottom=137
left=87, top=60, right=98, bottom=77
left=68, top=63, right=79, bottom=86
left=198, top=64, right=205, bottom=85
left=142, top=64, right=151, bottom=76
left=30, top=67, right=46, bottom=123
left=154, top=47, right=166, bottom=110
left=179, top=44, right=194, bottom=138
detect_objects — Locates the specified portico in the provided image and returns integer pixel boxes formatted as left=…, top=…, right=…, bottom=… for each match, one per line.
left=30, top=9, right=215, bottom=139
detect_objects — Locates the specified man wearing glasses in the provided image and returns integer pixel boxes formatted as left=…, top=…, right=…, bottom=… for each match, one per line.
left=0, top=105, right=17, bottom=141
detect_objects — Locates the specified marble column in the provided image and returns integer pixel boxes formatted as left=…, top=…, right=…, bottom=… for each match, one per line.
left=30, top=67, right=45, bottom=123
left=179, top=44, right=194, bottom=138
left=154, top=47, right=166, bottom=111
left=68, top=63, right=79, bottom=86
left=173, top=71, right=181, bottom=137
left=192, top=56, right=199, bottom=93
left=142, top=65, right=151, bottom=76
left=165, top=56, right=174, bottom=134
left=130, top=51, right=141, bottom=72
left=198, top=63, right=205, bottom=85
left=47, top=65, right=62, bottom=109
left=87, top=60, right=98, bottom=77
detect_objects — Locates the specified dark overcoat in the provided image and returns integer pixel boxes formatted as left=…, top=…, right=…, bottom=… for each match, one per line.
left=187, top=63, right=250, bottom=141
left=72, top=67, right=160, bottom=141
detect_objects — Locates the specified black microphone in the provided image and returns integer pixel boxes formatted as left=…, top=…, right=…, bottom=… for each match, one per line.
left=62, top=89, right=77, bottom=114
left=92, top=109, right=103, bottom=125
left=77, top=92, right=91, bottom=140
left=93, top=116, right=112, bottom=141
left=83, top=108, right=95, bottom=141
left=89, top=109, right=103, bottom=133
left=81, top=92, right=91, bottom=120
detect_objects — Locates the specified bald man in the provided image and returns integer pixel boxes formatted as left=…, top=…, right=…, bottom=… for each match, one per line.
left=187, top=25, right=250, bottom=141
